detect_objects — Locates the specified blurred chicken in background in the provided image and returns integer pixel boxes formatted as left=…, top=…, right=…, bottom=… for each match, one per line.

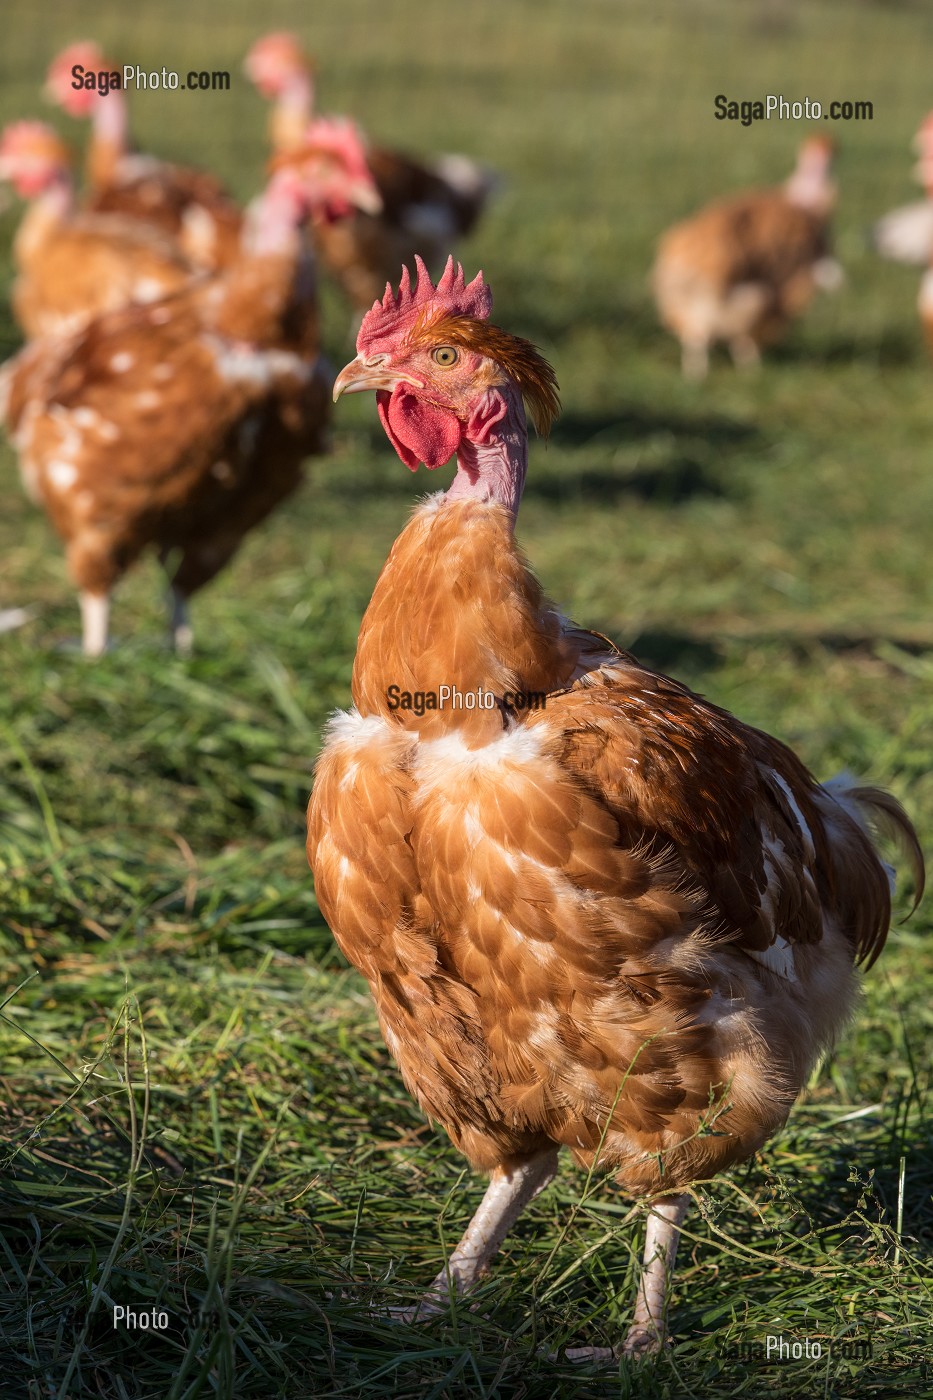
left=872, top=113, right=933, bottom=266
left=45, top=41, right=242, bottom=271
left=652, top=136, right=842, bottom=379
left=0, top=119, right=197, bottom=338
left=0, top=136, right=381, bottom=656
left=245, top=31, right=497, bottom=316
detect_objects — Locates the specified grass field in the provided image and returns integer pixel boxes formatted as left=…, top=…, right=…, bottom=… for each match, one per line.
left=1, top=0, right=932, bottom=1395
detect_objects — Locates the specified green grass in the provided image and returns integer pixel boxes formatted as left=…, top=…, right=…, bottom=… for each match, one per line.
left=1, top=0, right=932, bottom=1395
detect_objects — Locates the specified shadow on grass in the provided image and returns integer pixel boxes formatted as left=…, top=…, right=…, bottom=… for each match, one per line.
left=549, top=407, right=759, bottom=452
left=323, top=396, right=765, bottom=512
left=527, top=453, right=727, bottom=507
left=324, top=1110, right=933, bottom=1395
left=624, top=627, right=724, bottom=676
left=593, top=623, right=933, bottom=675
left=769, top=328, right=921, bottom=369
left=524, top=407, right=763, bottom=507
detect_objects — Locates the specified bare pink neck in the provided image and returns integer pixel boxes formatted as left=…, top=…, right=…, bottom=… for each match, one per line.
left=15, top=174, right=73, bottom=261
left=445, top=385, right=528, bottom=520
left=272, top=73, right=315, bottom=152
left=242, top=177, right=305, bottom=254
left=784, top=150, right=834, bottom=214
left=42, top=172, right=74, bottom=214
left=283, top=71, right=314, bottom=122
left=93, top=90, right=128, bottom=156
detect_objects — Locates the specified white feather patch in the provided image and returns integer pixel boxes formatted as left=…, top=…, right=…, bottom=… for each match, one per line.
left=46, top=460, right=77, bottom=491
left=811, top=257, right=845, bottom=292
left=874, top=200, right=933, bottom=265
left=204, top=336, right=309, bottom=388
left=430, top=153, right=490, bottom=197
left=415, top=722, right=547, bottom=777
left=745, top=935, right=797, bottom=982
left=770, top=771, right=816, bottom=862
left=134, top=277, right=169, bottom=302
left=323, top=708, right=397, bottom=748
left=321, top=708, right=409, bottom=793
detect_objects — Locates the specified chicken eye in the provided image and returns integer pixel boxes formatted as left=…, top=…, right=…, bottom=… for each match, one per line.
left=431, top=346, right=459, bottom=368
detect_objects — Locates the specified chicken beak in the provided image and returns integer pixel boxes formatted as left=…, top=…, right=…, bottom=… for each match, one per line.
left=348, top=180, right=383, bottom=216
left=333, top=357, right=412, bottom=402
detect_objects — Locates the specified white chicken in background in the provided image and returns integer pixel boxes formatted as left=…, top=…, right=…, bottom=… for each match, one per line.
left=873, top=113, right=933, bottom=265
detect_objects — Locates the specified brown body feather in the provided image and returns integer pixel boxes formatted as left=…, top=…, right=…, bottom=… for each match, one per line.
left=10, top=197, right=196, bottom=339
left=308, top=499, right=922, bottom=1194
left=85, top=140, right=243, bottom=272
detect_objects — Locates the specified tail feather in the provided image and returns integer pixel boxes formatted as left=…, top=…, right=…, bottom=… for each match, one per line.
left=843, top=784, right=925, bottom=918
left=427, top=154, right=499, bottom=233
left=430, top=153, right=499, bottom=202
left=821, top=776, right=925, bottom=969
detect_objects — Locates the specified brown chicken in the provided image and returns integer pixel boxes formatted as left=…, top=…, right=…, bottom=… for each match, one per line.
left=45, top=42, right=242, bottom=271
left=245, top=31, right=496, bottom=313
left=0, top=155, right=379, bottom=655
left=0, top=120, right=195, bottom=338
left=653, top=137, right=842, bottom=378
left=307, top=257, right=924, bottom=1360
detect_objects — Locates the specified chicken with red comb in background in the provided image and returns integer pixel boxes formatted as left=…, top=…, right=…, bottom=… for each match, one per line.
left=45, top=41, right=242, bottom=270
left=0, top=118, right=195, bottom=338
left=1, top=138, right=381, bottom=656
left=244, top=31, right=497, bottom=317
left=308, top=257, right=924, bottom=1361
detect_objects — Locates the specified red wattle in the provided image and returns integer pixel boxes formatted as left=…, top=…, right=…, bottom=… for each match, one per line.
left=377, top=386, right=463, bottom=470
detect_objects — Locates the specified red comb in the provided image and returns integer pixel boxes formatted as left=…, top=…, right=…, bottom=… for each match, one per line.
left=357, top=256, right=492, bottom=354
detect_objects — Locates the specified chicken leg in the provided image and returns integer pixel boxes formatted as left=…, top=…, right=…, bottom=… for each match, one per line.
left=681, top=340, right=710, bottom=380
left=168, top=586, right=194, bottom=656
left=400, top=1148, right=558, bottom=1319
left=79, top=590, right=110, bottom=657
left=565, top=1192, right=690, bottom=1365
